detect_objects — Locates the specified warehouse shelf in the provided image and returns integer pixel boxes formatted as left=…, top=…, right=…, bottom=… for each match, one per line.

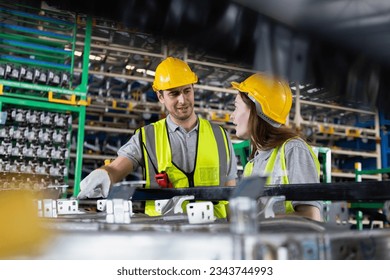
left=73, top=124, right=134, bottom=134
left=291, top=84, right=382, bottom=182
left=0, top=1, right=92, bottom=196
left=76, top=69, right=155, bottom=85
left=0, top=2, right=85, bottom=99
left=331, top=171, right=380, bottom=180
left=331, top=149, right=379, bottom=158
left=70, top=153, right=111, bottom=161
left=379, top=111, right=390, bottom=168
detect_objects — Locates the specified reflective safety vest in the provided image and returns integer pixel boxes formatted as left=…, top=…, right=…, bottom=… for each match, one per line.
left=243, top=138, right=320, bottom=213
left=140, top=117, right=231, bottom=218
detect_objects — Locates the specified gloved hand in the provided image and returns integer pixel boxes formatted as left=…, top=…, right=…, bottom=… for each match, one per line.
left=77, top=169, right=111, bottom=199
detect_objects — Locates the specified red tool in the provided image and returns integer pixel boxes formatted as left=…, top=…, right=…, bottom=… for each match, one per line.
left=155, top=171, right=173, bottom=188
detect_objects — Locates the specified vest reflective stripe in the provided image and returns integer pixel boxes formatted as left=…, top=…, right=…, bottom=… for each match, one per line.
left=217, top=126, right=229, bottom=184
left=141, top=118, right=229, bottom=217
left=243, top=161, right=253, bottom=177
left=243, top=138, right=320, bottom=213
left=140, top=127, right=152, bottom=187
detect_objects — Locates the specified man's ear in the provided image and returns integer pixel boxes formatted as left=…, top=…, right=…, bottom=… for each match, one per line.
left=157, top=91, right=164, bottom=103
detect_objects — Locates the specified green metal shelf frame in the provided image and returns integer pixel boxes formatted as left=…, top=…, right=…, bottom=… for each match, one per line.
left=0, top=1, right=93, bottom=196
left=352, top=162, right=388, bottom=230
left=312, top=146, right=332, bottom=183
left=233, top=139, right=250, bottom=168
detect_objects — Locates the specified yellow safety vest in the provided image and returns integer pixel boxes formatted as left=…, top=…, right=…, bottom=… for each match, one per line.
left=140, top=117, right=230, bottom=218
left=243, top=137, right=320, bottom=213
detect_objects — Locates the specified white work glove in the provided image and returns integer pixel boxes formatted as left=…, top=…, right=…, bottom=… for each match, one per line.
left=77, top=169, right=111, bottom=199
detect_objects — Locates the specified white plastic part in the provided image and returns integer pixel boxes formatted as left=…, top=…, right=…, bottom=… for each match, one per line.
left=106, top=199, right=132, bottom=224
left=186, top=201, right=216, bottom=224
left=155, top=199, right=169, bottom=214
left=57, top=199, right=78, bottom=215
left=97, top=199, right=107, bottom=211
left=42, top=199, right=57, bottom=218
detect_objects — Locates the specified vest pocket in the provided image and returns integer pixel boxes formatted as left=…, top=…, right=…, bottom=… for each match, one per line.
left=198, top=167, right=218, bottom=184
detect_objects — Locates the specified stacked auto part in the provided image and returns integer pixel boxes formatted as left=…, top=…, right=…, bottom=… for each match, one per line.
left=0, top=107, right=72, bottom=190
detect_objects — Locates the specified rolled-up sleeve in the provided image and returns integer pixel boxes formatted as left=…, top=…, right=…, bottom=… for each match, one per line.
left=285, top=141, right=323, bottom=211
left=117, top=132, right=143, bottom=170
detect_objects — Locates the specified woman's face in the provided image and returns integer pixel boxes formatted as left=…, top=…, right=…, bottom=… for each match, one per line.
left=230, top=93, right=251, bottom=139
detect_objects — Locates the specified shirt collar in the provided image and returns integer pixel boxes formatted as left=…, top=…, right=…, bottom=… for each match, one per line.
left=166, top=114, right=199, bottom=133
left=255, top=149, right=273, bottom=161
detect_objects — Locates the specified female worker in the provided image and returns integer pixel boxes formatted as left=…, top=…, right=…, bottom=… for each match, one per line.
left=230, top=73, right=322, bottom=221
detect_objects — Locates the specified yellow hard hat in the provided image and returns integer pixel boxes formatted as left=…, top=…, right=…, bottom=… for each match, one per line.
left=231, top=73, right=292, bottom=127
left=152, top=57, right=198, bottom=91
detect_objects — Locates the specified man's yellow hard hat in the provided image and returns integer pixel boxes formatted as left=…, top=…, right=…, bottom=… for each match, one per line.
left=152, top=57, right=198, bottom=91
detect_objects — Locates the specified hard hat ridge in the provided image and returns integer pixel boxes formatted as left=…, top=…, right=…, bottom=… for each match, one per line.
left=152, top=57, right=198, bottom=91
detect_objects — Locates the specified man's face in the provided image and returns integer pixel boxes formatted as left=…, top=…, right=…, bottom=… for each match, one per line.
left=158, top=84, right=195, bottom=122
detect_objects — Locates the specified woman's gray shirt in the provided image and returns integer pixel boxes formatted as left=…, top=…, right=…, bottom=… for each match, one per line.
left=248, top=138, right=323, bottom=213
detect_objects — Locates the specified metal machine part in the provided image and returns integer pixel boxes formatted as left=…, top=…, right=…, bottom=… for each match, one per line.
left=129, top=180, right=390, bottom=202
left=30, top=214, right=390, bottom=260
left=0, top=107, right=73, bottom=191
left=155, top=195, right=195, bottom=215
left=257, top=195, right=287, bottom=219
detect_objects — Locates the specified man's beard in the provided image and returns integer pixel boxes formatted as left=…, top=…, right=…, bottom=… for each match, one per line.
left=172, top=104, right=193, bottom=121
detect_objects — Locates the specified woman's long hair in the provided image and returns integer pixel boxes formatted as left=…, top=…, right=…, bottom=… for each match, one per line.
left=239, top=92, right=302, bottom=159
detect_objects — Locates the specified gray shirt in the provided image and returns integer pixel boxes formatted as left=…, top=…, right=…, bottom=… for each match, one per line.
left=118, top=115, right=238, bottom=182
left=248, top=138, right=323, bottom=212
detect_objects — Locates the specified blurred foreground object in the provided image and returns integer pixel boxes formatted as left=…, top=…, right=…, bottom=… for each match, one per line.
left=0, top=190, right=49, bottom=259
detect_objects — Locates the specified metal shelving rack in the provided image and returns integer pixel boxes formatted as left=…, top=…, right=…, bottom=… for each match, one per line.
left=291, top=85, right=382, bottom=181
left=379, top=111, right=390, bottom=169
left=0, top=1, right=91, bottom=196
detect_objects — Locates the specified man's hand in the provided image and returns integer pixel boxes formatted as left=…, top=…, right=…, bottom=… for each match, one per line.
left=77, top=169, right=111, bottom=199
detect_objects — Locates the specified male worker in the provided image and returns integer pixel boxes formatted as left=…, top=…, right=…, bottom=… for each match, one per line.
left=77, top=57, right=238, bottom=218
